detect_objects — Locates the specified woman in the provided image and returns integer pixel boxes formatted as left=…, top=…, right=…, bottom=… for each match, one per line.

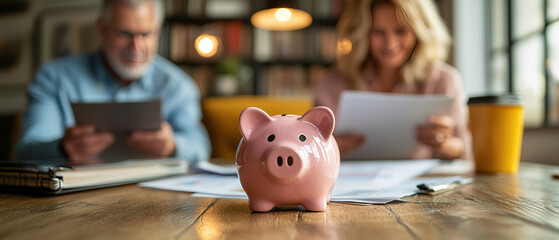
left=315, top=0, right=472, bottom=160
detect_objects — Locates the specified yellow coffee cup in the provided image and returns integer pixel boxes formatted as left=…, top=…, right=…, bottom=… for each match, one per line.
left=468, top=95, right=524, bottom=173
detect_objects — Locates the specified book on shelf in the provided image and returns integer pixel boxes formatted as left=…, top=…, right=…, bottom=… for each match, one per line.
left=169, top=25, right=338, bottom=64
left=319, top=27, right=337, bottom=62
left=158, top=24, right=170, bottom=57
left=165, top=0, right=202, bottom=17
left=170, top=23, right=189, bottom=61
left=253, top=28, right=272, bottom=62
left=182, top=65, right=214, bottom=96
left=224, top=21, right=243, bottom=56
left=166, top=0, right=343, bottom=19
left=0, top=158, right=188, bottom=195
left=257, top=64, right=330, bottom=97
left=163, top=0, right=341, bottom=97
left=205, top=0, right=249, bottom=19
left=169, top=21, right=252, bottom=62
left=188, top=0, right=205, bottom=18
left=260, top=65, right=308, bottom=97
left=308, top=65, right=330, bottom=87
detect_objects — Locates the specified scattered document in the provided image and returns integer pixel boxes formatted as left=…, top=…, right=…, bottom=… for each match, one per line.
left=71, top=99, right=161, bottom=161
left=336, top=91, right=453, bottom=160
left=425, top=159, right=474, bottom=175
left=336, top=159, right=440, bottom=191
left=194, top=160, right=237, bottom=175
left=331, top=178, right=425, bottom=204
left=141, top=173, right=246, bottom=197
left=140, top=159, right=451, bottom=204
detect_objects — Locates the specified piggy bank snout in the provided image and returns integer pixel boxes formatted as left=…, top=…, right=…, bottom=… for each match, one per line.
left=265, top=145, right=306, bottom=183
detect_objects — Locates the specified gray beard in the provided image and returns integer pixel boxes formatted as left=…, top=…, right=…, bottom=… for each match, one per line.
left=106, top=52, right=151, bottom=80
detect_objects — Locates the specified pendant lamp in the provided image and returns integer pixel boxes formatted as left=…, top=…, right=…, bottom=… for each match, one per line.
left=251, top=0, right=312, bottom=31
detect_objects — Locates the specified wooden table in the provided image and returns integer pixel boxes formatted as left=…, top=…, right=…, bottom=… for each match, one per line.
left=1, top=162, right=559, bottom=239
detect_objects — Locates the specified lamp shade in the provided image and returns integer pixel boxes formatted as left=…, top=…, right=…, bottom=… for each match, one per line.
left=251, top=1, right=312, bottom=31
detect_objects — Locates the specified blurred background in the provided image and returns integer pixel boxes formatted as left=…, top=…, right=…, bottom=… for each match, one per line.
left=0, top=0, right=558, bottom=164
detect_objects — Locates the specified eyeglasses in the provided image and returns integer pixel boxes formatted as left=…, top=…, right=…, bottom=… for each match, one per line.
left=114, top=30, right=157, bottom=40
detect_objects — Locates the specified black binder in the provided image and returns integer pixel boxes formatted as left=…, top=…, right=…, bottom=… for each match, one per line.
left=0, top=159, right=187, bottom=195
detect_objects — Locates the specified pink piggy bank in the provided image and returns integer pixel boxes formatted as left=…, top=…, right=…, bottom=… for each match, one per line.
left=236, top=106, right=340, bottom=212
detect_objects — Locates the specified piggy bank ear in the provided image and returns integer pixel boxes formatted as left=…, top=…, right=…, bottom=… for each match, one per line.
left=299, top=106, right=335, bottom=140
left=239, top=107, right=273, bottom=141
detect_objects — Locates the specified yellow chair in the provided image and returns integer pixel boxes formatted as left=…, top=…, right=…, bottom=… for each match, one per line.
left=202, top=96, right=313, bottom=163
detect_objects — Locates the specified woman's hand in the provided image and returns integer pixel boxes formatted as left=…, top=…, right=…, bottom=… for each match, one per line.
left=417, top=115, right=463, bottom=160
left=334, top=133, right=366, bottom=156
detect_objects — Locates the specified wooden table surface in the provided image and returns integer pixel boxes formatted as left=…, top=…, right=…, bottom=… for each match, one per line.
left=1, top=162, right=559, bottom=240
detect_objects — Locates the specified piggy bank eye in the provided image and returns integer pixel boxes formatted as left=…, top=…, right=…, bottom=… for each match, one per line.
left=299, top=134, right=307, bottom=142
left=267, top=134, right=275, bottom=142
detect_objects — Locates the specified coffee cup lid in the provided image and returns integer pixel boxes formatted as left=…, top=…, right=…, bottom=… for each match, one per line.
left=468, top=94, right=523, bottom=105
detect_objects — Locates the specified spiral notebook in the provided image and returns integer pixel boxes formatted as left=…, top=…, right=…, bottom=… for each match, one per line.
left=0, top=159, right=187, bottom=195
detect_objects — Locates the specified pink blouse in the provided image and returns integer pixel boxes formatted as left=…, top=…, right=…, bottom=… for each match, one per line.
left=314, top=62, right=473, bottom=161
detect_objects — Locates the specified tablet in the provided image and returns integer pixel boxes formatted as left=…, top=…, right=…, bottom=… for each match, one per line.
left=71, top=99, right=161, bottom=161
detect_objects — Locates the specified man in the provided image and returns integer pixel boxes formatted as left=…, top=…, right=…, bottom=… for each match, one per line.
left=16, top=0, right=211, bottom=164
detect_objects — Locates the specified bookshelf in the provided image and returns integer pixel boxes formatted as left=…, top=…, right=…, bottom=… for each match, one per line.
left=160, top=0, right=343, bottom=97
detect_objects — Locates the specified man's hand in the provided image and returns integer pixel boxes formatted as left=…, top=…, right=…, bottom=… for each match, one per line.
left=62, top=125, right=115, bottom=164
left=126, top=122, right=176, bottom=158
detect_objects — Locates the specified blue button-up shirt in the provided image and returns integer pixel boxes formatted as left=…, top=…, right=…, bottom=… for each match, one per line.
left=16, top=52, right=211, bottom=162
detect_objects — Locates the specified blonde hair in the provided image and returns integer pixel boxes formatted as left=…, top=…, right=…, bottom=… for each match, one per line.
left=336, top=0, right=451, bottom=90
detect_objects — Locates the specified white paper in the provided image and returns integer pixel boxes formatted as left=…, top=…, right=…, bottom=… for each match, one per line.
left=331, top=159, right=439, bottom=197
left=336, top=91, right=453, bottom=160
left=140, top=174, right=246, bottom=197
left=140, top=159, right=442, bottom=204
left=194, top=161, right=238, bottom=175
left=425, top=159, right=474, bottom=175
left=189, top=176, right=472, bottom=205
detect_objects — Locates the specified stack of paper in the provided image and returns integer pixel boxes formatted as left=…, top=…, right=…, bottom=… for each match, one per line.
left=140, top=159, right=473, bottom=204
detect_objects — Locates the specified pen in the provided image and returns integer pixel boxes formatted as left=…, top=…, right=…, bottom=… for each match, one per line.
left=417, top=178, right=473, bottom=193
